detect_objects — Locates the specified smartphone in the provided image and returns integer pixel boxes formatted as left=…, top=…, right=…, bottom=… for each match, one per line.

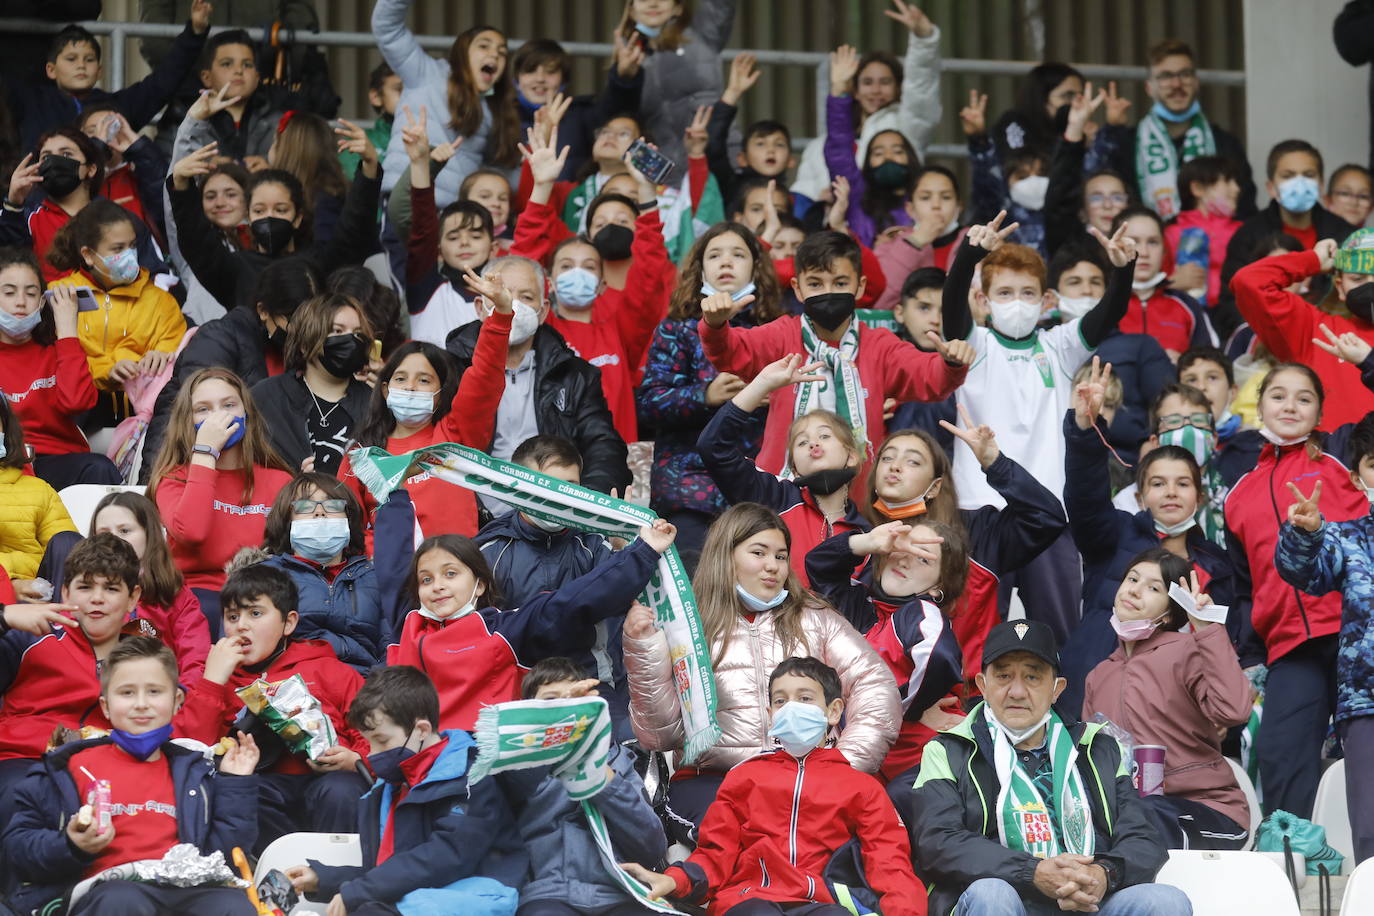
left=627, top=138, right=674, bottom=186
left=43, top=286, right=100, bottom=312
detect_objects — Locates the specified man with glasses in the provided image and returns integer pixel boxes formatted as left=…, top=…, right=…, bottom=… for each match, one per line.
left=1135, top=39, right=1256, bottom=221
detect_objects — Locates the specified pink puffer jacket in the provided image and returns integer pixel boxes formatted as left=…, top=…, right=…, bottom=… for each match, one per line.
left=624, top=601, right=901, bottom=774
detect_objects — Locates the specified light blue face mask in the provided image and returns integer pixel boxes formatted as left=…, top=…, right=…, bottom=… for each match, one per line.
left=386, top=388, right=436, bottom=426
left=736, top=582, right=788, bottom=612
left=1277, top=175, right=1319, bottom=214
left=634, top=21, right=663, bottom=38
left=1151, top=99, right=1201, bottom=124
left=290, top=516, right=351, bottom=564
left=98, top=248, right=139, bottom=286
left=0, top=308, right=43, bottom=338
left=555, top=267, right=600, bottom=308
left=768, top=700, right=830, bottom=757
left=701, top=280, right=757, bottom=302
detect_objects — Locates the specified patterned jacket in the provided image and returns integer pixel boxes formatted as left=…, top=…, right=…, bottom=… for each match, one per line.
left=1276, top=511, right=1374, bottom=723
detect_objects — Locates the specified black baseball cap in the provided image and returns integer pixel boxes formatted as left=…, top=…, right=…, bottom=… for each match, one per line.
left=981, top=620, right=1060, bottom=672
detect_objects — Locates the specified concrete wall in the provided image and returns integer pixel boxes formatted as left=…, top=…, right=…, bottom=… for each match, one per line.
left=1244, top=0, right=1369, bottom=204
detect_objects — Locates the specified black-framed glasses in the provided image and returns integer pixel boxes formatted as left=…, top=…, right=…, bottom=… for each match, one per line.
left=291, top=498, right=348, bottom=515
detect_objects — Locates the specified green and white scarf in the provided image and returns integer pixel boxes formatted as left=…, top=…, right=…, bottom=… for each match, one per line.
left=1135, top=109, right=1216, bottom=220
left=469, top=697, right=680, bottom=914
left=986, top=706, right=1095, bottom=859
left=795, top=316, right=868, bottom=462
left=347, top=442, right=721, bottom=763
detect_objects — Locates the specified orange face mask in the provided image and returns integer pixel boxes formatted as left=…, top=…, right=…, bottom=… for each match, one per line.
left=873, top=478, right=940, bottom=520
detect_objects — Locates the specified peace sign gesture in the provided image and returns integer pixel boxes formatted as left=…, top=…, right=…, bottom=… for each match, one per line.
left=959, top=90, right=988, bottom=136
left=1089, top=221, right=1137, bottom=268
left=939, top=403, right=1000, bottom=468
left=965, top=210, right=1020, bottom=252
left=1073, top=356, right=1114, bottom=430
left=1064, top=80, right=1105, bottom=142
left=1175, top=570, right=1217, bottom=628
left=1313, top=323, right=1373, bottom=366
left=1286, top=480, right=1324, bottom=532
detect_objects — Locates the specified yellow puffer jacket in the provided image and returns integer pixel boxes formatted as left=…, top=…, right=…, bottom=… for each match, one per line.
left=0, top=466, right=77, bottom=579
left=51, top=269, right=187, bottom=391
left=624, top=600, right=901, bottom=774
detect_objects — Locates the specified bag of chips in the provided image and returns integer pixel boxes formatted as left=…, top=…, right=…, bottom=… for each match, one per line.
left=235, top=674, right=336, bottom=760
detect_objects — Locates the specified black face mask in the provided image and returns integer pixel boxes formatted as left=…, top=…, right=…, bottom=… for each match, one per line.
left=319, top=333, right=370, bottom=378
left=792, top=466, right=857, bottom=496
left=1348, top=281, right=1374, bottom=323
left=803, top=292, right=857, bottom=332
left=591, top=224, right=634, bottom=261
left=37, top=155, right=83, bottom=199
left=250, top=216, right=295, bottom=257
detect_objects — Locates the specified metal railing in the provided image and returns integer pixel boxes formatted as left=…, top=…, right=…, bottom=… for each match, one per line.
left=1, top=16, right=1246, bottom=158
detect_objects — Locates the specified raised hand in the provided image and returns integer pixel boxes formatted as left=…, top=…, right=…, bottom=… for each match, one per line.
left=884, top=0, right=935, bottom=37
left=965, top=210, right=1020, bottom=252
left=759, top=178, right=783, bottom=245
left=399, top=105, right=431, bottom=164
left=621, top=139, right=662, bottom=201
left=1073, top=356, right=1113, bottom=430
left=960, top=90, right=988, bottom=136
left=430, top=137, right=461, bottom=165
left=1314, top=322, right=1373, bottom=365
left=638, top=519, right=678, bottom=554
left=188, top=83, right=242, bottom=121
left=852, top=520, right=914, bottom=556
left=1064, top=81, right=1105, bottom=142
left=1315, top=237, right=1339, bottom=273
left=190, top=0, right=213, bottom=34
left=532, top=91, right=572, bottom=146
left=700, top=289, right=756, bottom=328
left=1089, top=221, right=1137, bottom=268
left=613, top=29, right=646, bottom=78
left=623, top=601, right=657, bottom=640
left=520, top=125, right=570, bottom=186
left=170, top=141, right=219, bottom=190
left=826, top=176, right=851, bottom=233
left=335, top=118, right=378, bottom=177
left=939, top=403, right=1001, bottom=468
left=1286, top=480, right=1324, bottom=532
left=684, top=105, right=711, bottom=159
left=1176, top=570, right=1217, bottom=629
left=1103, top=80, right=1132, bottom=126
left=751, top=353, right=828, bottom=394
left=462, top=266, right=514, bottom=315
left=723, top=52, right=761, bottom=106
left=925, top=330, right=975, bottom=367
left=7, top=153, right=43, bottom=206
left=829, top=45, right=861, bottom=95
left=220, top=731, right=260, bottom=775
left=2, top=602, right=79, bottom=635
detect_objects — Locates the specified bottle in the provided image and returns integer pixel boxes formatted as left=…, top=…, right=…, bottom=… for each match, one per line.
left=1175, top=227, right=1210, bottom=306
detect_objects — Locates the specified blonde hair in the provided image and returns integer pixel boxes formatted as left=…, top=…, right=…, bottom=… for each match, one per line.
left=694, top=503, right=814, bottom=664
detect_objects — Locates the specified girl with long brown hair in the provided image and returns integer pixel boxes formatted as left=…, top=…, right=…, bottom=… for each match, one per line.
left=268, top=112, right=348, bottom=247
left=637, top=222, right=780, bottom=570
left=148, top=367, right=292, bottom=629
left=372, top=0, right=520, bottom=207
left=90, top=491, right=209, bottom=681
left=624, top=502, right=900, bottom=835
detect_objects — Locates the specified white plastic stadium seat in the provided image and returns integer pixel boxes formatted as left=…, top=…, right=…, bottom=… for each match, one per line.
left=1340, top=855, right=1374, bottom=914
left=253, top=832, right=363, bottom=915
left=1155, top=850, right=1300, bottom=915
left=1313, top=759, right=1353, bottom=869
left=1225, top=757, right=1262, bottom=850
left=58, top=484, right=144, bottom=537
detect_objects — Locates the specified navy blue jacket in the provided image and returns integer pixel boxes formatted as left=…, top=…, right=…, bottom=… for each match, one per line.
left=12, top=23, right=207, bottom=152
left=1096, top=330, right=1177, bottom=465
left=311, top=731, right=527, bottom=911
left=3, top=737, right=258, bottom=913
left=1060, top=412, right=1242, bottom=716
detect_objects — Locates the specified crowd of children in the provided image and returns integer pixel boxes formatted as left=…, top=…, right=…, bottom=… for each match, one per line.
left=3, top=1, right=1374, bottom=913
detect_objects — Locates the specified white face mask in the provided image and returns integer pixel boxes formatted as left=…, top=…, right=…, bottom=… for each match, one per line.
left=986, top=706, right=1052, bottom=745
left=1361, top=480, right=1374, bottom=506
left=1132, top=270, right=1168, bottom=294
left=505, top=302, right=541, bottom=346
left=418, top=580, right=481, bottom=621
left=1153, top=515, right=1197, bottom=537
left=1056, top=294, right=1099, bottom=320
left=1258, top=426, right=1310, bottom=448
left=989, top=298, right=1042, bottom=339
left=1008, top=175, right=1049, bottom=211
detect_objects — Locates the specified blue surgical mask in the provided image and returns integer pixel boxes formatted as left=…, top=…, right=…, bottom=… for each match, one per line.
left=736, top=583, right=788, bottom=612
left=110, top=723, right=173, bottom=760
left=290, top=516, right=351, bottom=564
left=768, top=701, right=830, bottom=757
left=193, top=416, right=246, bottom=451
left=386, top=388, right=436, bottom=426
left=1150, top=99, right=1201, bottom=124
left=367, top=728, right=416, bottom=784
left=555, top=267, right=600, bottom=309
left=1277, top=175, right=1319, bottom=214
left=0, top=308, right=43, bottom=338
left=700, top=280, right=757, bottom=302
left=98, top=248, right=140, bottom=286
left=634, top=21, right=662, bottom=38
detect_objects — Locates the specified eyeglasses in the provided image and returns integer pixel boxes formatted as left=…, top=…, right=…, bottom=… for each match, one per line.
left=1087, top=193, right=1129, bottom=207
left=1157, top=413, right=1214, bottom=431
left=595, top=128, right=635, bottom=142
left=1332, top=190, right=1373, bottom=204
left=291, top=498, right=348, bottom=515
left=1151, top=68, right=1197, bottom=85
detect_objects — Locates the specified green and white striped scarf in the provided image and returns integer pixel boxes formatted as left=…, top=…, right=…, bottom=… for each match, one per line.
left=1135, top=108, right=1216, bottom=220
left=796, top=317, right=868, bottom=460
left=986, top=706, right=1095, bottom=859
left=469, top=697, right=681, bottom=913
left=347, top=442, right=721, bottom=763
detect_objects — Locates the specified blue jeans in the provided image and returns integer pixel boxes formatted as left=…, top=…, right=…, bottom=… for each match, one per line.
left=953, top=878, right=1192, bottom=916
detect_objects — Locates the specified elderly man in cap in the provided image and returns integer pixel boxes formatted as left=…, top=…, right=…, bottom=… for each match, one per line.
left=909, top=619, right=1191, bottom=915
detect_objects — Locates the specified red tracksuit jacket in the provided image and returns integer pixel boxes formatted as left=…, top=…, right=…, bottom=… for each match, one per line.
left=0, top=337, right=100, bottom=456
left=666, top=747, right=926, bottom=916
